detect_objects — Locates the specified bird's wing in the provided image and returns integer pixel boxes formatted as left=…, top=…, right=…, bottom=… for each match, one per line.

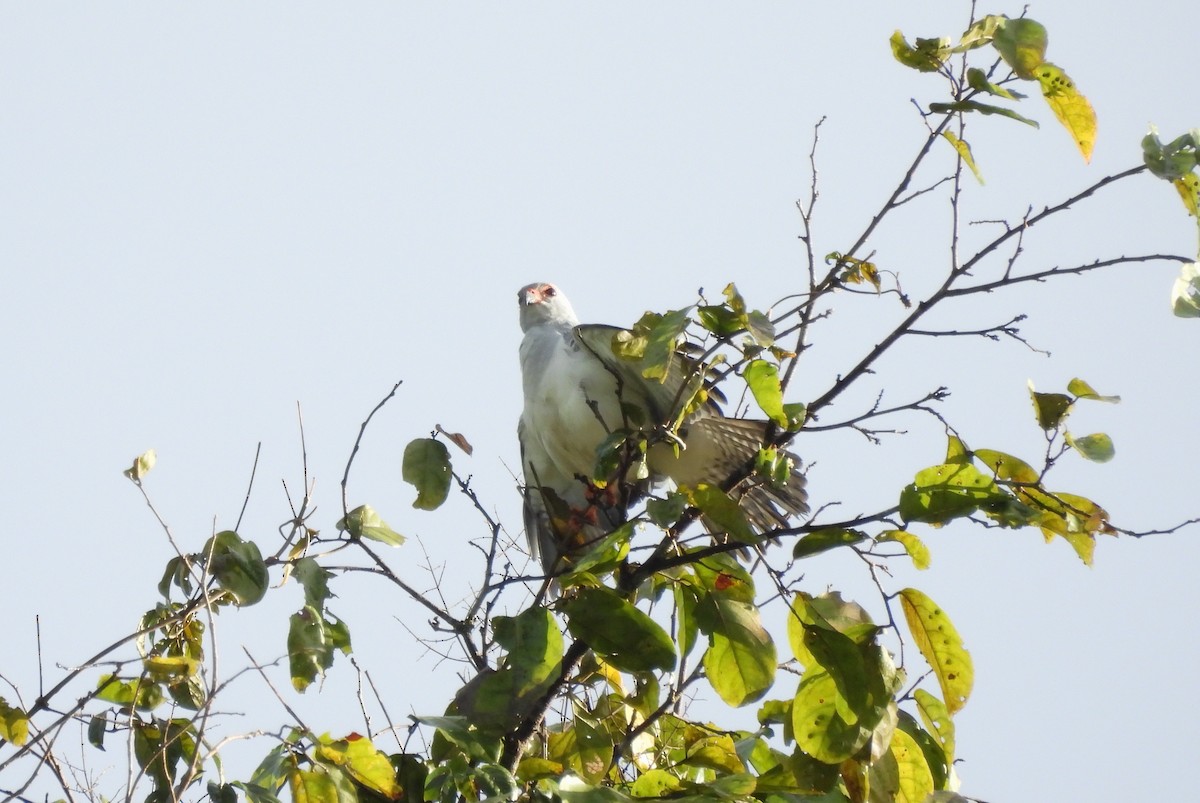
left=574, top=325, right=809, bottom=529
left=517, top=416, right=555, bottom=568
left=572, top=323, right=715, bottom=430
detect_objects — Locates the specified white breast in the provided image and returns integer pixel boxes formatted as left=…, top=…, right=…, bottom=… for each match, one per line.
left=519, top=324, right=623, bottom=492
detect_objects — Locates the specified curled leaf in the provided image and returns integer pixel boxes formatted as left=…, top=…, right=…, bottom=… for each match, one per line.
left=1171, top=262, right=1200, bottom=317
left=890, top=31, right=950, bottom=72
left=435, top=424, right=474, bottom=455
left=337, top=504, right=405, bottom=546
left=124, top=449, right=157, bottom=481
left=1067, top=378, right=1120, bottom=403
left=1028, top=382, right=1073, bottom=430
left=941, top=131, right=984, bottom=184
left=1066, top=432, right=1115, bottom=463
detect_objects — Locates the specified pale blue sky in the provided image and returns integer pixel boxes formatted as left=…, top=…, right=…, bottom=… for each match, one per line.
left=1, top=3, right=1196, bottom=801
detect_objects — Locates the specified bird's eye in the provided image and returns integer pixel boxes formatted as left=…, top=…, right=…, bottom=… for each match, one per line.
left=543, top=285, right=556, bottom=297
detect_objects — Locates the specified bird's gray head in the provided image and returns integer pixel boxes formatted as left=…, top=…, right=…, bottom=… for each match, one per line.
left=518, top=282, right=580, bottom=332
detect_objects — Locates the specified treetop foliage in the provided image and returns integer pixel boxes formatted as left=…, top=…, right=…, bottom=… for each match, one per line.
left=2, top=8, right=1197, bottom=803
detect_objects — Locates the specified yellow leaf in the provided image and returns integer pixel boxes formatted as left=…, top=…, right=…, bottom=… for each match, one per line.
left=0, top=698, right=30, bottom=746
left=124, top=448, right=157, bottom=480
left=888, top=728, right=936, bottom=803
left=878, top=530, right=931, bottom=570
left=1035, top=63, right=1096, bottom=162
left=898, top=588, right=973, bottom=714
left=1173, top=173, right=1200, bottom=218
left=941, top=131, right=984, bottom=184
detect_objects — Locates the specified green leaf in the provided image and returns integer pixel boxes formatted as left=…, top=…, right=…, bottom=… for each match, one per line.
left=674, top=582, right=701, bottom=660
left=402, top=438, right=452, bottom=510
left=245, top=743, right=292, bottom=803
left=744, top=359, right=788, bottom=428
left=1143, top=128, right=1200, bottom=181
left=889, top=31, right=949, bottom=72
left=783, top=402, right=807, bottom=428
left=491, top=606, right=563, bottom=697
left=143, top=654, right=199, bottom=681
left=792, top=528, right=867, bottom=560
left=681, top=732, right=747, bottom=775
left=554, top=777, right=636, bottom=803
left=0, top=698, right=30, bottom=746
left=1171, top=263, right=1200, bottom=318
left=745, top=310, right=776, bottom=347
left=622, top=308, right=693, bottom=383
left=288, top=606, right=351, bottom=692
left=630, top=769, right=683, bottom=797
left=564, top=587, right=676, bottom=673
left=157, top=555, right=194, bottom=599
left=972, top=448, right=1040, bottom=484
left=787, top=593, right=877, bottom=670
left=687, top=483, right=756, bottom=542
left=799, top=626, right=870, bottom=722
left=208, top=783, right=239, bottom=803
left=294, top=556, right=333, bottom=609
left=1009, top=488, right=1106, bottom=564
left=132, top=718, right=198, bottom=792
left=878, top=529, right=931, bottom=570
left=562, top=521, right=632, bottom=577
left=95, top=674, right=165, bottom=710
left=238, top=782, right=286, bottom=803
left=944, top=434, right=971, bottom=464
left=965, top=67, right=1024, bottom=100
left=646, top=492, right=687, bottom=527
left=870, top=727, right=935, bottom=803
left=516, top=757, right=564, bottom=783
left=913, top=688, right=956, bottom=763
left=337, top=504, right=405, bottom=546
left=315, top=733, right=401, bottom=799
left=993, top=17, right=1047, bottom=80
left=898, top=462, right=1007, bottom=524
left=202, top=530, right=268, bottom=606
left=692, top=550, right=756, bottom=603
left=896, top=710, right=949, bottom=791
left=87, top=713, right=107, bottom=750
left=696, top=595, right=777, bottom=707
left=288, top=767, right=350, bottom=803
left=707, top=773, right=757, bottom=798
left=646, top=308, right=695, bottom=382
left=1029, top=384, right=1073, bottom=430
left=955, top=15, right=1004, bottom=52
left=1034, top=63, right=1096, bottom=162
left=941, top=131, right=983, bottom=184
left=929, top=100, right=1039, bottom=128
left=592, top=428, right=644, bottom=482
left=791, top=671, right=871, bottom=764
left=754, top=447, right=795, bottom=491
left=418, top=715, right=502, bottom=764
left=1066, top=432, right=1115, bottom=462
left=1067, top=378, right=1121, bottom=403
left=123, top=448, right=157, bottom=481
left=697, top=304, right=742, bottom=337
left=898, top=589, right=973, bottom=714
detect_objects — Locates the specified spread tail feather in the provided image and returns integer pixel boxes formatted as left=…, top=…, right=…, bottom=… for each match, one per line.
left=686, top=417, right=809, bottom=531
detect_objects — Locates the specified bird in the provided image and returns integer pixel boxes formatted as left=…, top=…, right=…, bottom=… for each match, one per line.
left=517, top=281, right=809, bottom=577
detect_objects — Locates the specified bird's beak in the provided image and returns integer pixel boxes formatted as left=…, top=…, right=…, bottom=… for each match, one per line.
left=521, top=285, right=543, bottom=307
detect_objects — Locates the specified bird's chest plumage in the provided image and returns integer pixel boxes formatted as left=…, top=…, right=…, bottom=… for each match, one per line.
left=520, top=325, right=623, bottom=482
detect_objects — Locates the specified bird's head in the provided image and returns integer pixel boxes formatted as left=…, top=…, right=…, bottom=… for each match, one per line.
left=518, top=282, right=580, bottom=332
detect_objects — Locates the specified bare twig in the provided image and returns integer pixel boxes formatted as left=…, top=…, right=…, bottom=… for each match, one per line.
left=341, top=381, right=403, bottom=519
